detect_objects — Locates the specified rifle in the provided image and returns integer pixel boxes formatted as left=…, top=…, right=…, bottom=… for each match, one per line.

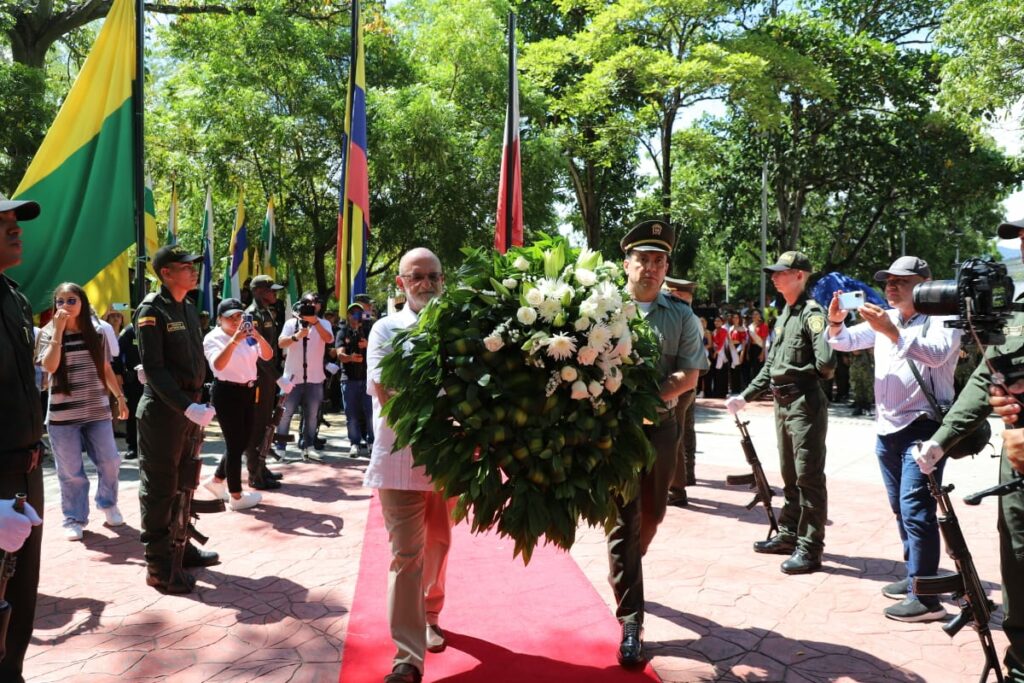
left=725, top=415, right=780, bottom=540
left=913, top=473, right=1004, bottom=683
left=0, top=494, right=26, bottom=662
left=167, top=425, right=225, bottom=589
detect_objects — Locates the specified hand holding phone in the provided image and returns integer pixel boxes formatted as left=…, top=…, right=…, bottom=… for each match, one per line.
left=838, top=290, right=865, bottom=311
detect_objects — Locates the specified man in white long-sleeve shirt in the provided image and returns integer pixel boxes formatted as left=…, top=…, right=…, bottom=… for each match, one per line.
left=827, top=255, right=961, bottom=623
left=364, top=247, right=453, bottom=683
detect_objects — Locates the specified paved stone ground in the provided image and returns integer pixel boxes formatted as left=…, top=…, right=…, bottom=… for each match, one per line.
left=24, top=400, right=1012, bottom=682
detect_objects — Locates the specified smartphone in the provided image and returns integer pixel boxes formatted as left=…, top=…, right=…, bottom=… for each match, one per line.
left=838, top=290, right=865, bottom=311
left=241, top=313, right=257, bottom=346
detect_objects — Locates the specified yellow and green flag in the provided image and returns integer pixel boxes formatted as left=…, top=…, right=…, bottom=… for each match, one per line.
left=10, top=0, right=138, bottom=313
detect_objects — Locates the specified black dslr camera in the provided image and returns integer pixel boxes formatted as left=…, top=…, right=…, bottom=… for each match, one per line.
left=912, top=256, right=1015, bottom=345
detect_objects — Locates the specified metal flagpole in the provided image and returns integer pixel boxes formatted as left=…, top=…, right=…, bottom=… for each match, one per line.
left=503, top=12, right=516, bottom=252
left=132, top=0, right=146, bottom=306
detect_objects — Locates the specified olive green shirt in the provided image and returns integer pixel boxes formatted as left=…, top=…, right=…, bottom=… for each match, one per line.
left=246, top=300, right=281, bottom=378
left=742, top=291, right=836, bottom=401
left=932, top=307, right=1024, bottom=450
left=0, top=275, right=43, bottom=451
left=644, top=291, right=710, bottom=384
left=135, top=287, right=207, bottom=413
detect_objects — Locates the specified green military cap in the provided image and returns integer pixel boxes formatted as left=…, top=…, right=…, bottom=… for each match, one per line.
left=250, top=274, right=284, bottom=290
left=152, top=244, right=201, bottom=274
left=620, top=219, right=675, bottom=254
left=763, top=251, right=812, bottom=273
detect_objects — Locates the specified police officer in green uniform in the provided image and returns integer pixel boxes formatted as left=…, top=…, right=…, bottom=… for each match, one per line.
left=726, top=251, right=836, bottom=574
left=607, top=220, right=709, bottom=668
left=664, top=276, right=701, bottom=507
left=136, top=245, right=219, bottom=593
left=245, top=275, right=284, bottom=490
left=0, top=195, right=45, bottom=683
left=917, top=217, right=1024, bottom=682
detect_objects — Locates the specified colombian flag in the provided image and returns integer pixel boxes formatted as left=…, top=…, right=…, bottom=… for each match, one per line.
left=10, top=0, right=138, bottom=313
left=335, top=0, right=370, bottom=308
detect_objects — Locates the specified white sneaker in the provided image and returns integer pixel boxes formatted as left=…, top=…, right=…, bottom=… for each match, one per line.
left=228, top=491, right=262, bottom=511
left=203, top=476, right=230, bottom=501
left=103, top=505, right=125, bottom=527
left=63, top=523, right=83, bottom=541
left=349, top=443, right=361, bottom=455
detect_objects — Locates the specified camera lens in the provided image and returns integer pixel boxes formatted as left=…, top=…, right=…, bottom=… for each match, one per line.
left=912, top=280, right=959, bottom=316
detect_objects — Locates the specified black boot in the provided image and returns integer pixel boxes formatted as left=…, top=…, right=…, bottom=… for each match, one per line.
left=753, top=534, right=797, bottom=555
left=146, top=563, right=195, bottom=594
left=183, top=543, right=220, bottom=568
left=781, top=549, right=822, bottom=575
left=263, top=466, right=283, bottom=481
left=249, top=474, right=282, bottom=490
left=617, top=622, right=644, bottom=668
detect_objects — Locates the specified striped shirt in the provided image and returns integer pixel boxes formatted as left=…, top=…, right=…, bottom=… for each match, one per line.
left=828, top=312, right=961, bottom=435
left=37, top=327, right=112, bottom=426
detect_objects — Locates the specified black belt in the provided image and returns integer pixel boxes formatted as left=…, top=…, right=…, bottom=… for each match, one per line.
left=0, top=445, right=41, bottom=475
left=214, top=379, right=256, bottom=389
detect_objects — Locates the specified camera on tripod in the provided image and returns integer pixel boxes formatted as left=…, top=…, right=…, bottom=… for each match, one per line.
left=912, top=256, right=1016, bottom=346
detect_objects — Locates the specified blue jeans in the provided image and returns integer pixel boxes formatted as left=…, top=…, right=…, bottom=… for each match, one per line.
left=876, top=418, right=946, bottom=602
left=343, top=379, right=374, bottom=446
left=48, top=419, right=121, bottom=528
left=276, top=382, right=324, bottom=450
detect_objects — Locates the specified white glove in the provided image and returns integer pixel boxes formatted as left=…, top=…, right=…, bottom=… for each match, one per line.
left=725, top=395, right=747, bottom=416
left=276, top=377, right=294, bottom=395
left=184, top=402, right=216, bottom=428
left=0, top=499, right=42, bottom=553
left=135, top=364, right=147, bottom=385
left=914, top=440, right=944, bottom=475
left=325, top=362, right=340, bottom=376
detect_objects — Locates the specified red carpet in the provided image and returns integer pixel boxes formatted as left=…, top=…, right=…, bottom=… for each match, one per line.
left=339, top=494, right=660, bottom=683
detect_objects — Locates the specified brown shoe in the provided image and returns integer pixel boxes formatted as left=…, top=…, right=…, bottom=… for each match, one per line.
left=426, top=623, right=446, bottom=653
left=384, top=663, right=421, bottom=683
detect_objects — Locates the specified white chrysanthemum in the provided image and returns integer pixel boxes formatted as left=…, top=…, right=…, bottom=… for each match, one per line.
left=545, top=333, right=577, bottom=361
left=560, top=366, right=578, bottom=382
left=574, top=317, right=591, bottom=332
left=525, top=288, right=545, bottom=307
left=483, top=334, right=505, bottom=352
left=588, top=380, right=603, bottom=397
left=570, top=380, right=589, bottom=400
left=517, top=306, right=537, bottom=325
left=554, top=282, right=575, bottom=303
left=574, top=268, right=597, bottom=287
left=579, top=299, right=599, bottom=320
left=513, top=256, right=530, bottom=271
left=608, top=316, right=629, bottom=339
left=538, top=298, right=562, bottom=322
left=577, top=345, right=599, bottom=366
left=586, top=323, right=612, bottom=349
left=502, top=278, right=519, bottom=290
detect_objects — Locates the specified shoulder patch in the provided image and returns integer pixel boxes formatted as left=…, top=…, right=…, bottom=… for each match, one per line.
left=137, top=316, right=157, bottom=327
left=807, top=315, right=825, bottom=334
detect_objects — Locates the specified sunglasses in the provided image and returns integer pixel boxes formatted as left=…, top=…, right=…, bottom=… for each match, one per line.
left=55, top=297, right=79, bottom=306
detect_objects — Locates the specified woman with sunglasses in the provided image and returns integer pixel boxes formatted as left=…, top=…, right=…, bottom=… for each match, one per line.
left=37, top=283, right=129, bottom=541
left=201, top=298, right=273, bottom=511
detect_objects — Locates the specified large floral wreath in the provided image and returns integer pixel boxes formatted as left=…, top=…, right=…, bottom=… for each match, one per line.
left=379, top=235, right=663, bottom=562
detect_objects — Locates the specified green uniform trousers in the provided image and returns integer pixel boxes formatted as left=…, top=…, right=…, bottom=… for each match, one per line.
left=137, top=394, right=199, bottom=565
left=999, top=453, right=1024, bottom=681
left=607, top=416, right=680, bottom=625
left=671, top=389, right=697, bottom=489
left=245, top=371, right=277, bottom=478
left=0, top=465, right=43, bottom=683
left=775, top=385, right=828, bottom=556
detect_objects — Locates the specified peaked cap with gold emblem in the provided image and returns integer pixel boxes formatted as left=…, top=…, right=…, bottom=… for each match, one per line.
left=152, top=244, right=202, bottom=274
left=620, top=219, right=676, bottom=254
left=763, top=250, right=812, bottom=273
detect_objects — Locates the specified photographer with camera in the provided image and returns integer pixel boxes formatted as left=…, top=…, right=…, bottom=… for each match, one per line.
left=827, top=256, right=961, bottom=623
left=335, top=301, right=374, bottom=457
left=244, top=275, right=285, bottom=490
left=277, top=292, right=333, bottom=462
left=912, top=218, right=1024, bottom=681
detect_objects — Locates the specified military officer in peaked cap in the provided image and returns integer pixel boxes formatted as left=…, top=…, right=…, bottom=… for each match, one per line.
left=135, top=245, right=220, bottom=593
left=607, top=219, right=709, bottom=668
left=726, top=251, right=836, bottom=575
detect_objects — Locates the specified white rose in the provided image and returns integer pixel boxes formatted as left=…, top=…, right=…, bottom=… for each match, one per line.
left=503, top=278, right=519, bottom=289
left=483, top=334, right=505, bottom=352
left=588, top=380, right=603, bottom=397
left=579, top=299, right=599, bottom=319
left=561, top=366, right=578, bottom=382
left=574, top=317, right=591, bottom=332
left=517, top=306, right=538, bottom=325
left=574, top=268, right=597, bottom=287
left=577, top=345, right=599, bottom=366
left=514, top=256, right=530, bottom=271
left=608, top=317, right=629, bottom=339
left=604, top=373, right=622, bottom=393
left=525, top=288, right=545, bottom=307
left=570, top=380, right=589, bottom=400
